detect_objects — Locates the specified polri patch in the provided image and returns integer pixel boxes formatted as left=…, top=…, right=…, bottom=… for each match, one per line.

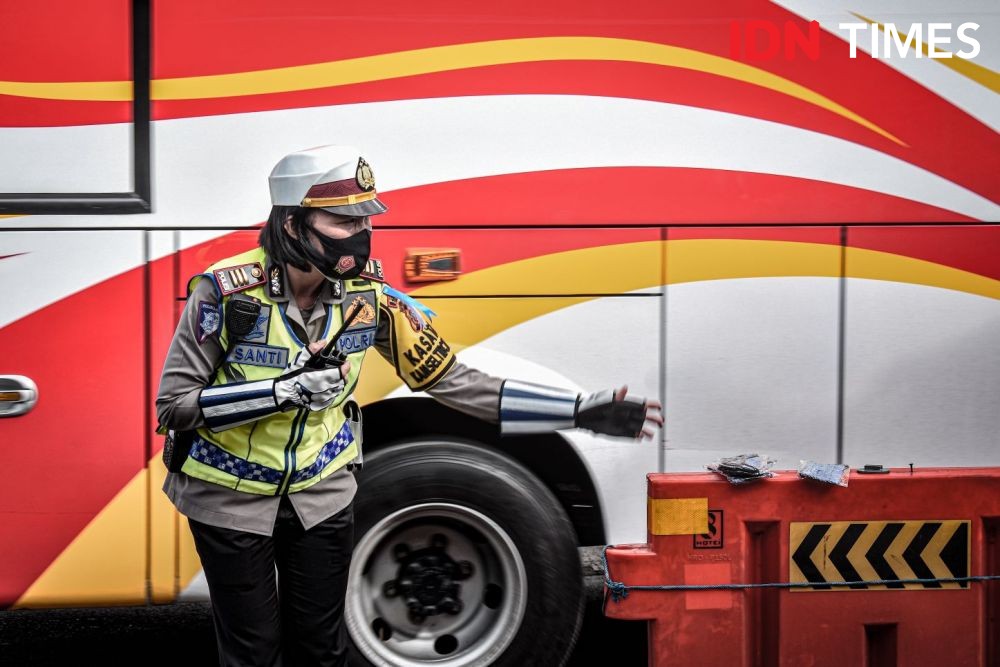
left=338, top=290, right=378, bottom=353
left=197, top=301, right=221, bottom=344
left=214, top=262, right=266, bottom=295
left=338, top=327, right=377, bottom=354
left=244, top=304, right=272, bottom=344
left=227, top=343, right=289, bottom=369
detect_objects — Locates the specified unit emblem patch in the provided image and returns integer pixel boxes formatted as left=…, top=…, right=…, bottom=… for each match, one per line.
left=347, top=294, right=377, bottom=326
left=197, top=302, right=221, bottom=344
left=227, top=343, right=289, bottom=369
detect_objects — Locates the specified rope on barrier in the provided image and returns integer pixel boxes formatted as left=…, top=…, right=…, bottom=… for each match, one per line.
left=601, top=545, right=1000, bottom=603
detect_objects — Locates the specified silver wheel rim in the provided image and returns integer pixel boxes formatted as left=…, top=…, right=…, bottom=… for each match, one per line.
left=347, top=502, right=528, bottom=667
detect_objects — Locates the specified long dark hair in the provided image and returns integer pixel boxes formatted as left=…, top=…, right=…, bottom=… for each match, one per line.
left=258, top=206, right=314, bottom=271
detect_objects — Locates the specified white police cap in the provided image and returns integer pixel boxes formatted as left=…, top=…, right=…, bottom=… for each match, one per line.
left=268, top=145, right=388, bottom=217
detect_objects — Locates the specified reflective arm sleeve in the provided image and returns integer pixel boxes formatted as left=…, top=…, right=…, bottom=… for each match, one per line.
left=498, top=379, right=580, bottom=435
left=198, top=379, right=280, bottom=432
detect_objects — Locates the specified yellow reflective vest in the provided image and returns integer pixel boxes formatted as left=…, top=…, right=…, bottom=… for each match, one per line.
left=181, top=247, right=382, bottom=495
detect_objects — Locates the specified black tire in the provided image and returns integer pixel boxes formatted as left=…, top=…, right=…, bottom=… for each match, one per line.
left=345, top=440, right=585, bottom=667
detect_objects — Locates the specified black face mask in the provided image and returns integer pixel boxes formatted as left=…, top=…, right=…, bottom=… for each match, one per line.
left=299, top=226, right=371, bottom=280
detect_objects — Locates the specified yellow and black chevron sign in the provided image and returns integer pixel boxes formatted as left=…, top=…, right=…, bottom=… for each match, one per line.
left=789, top=520, right=969, bottom=591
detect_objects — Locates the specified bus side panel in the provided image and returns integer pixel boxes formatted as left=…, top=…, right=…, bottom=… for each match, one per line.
left=664, top=227, right=842, bottom=471
left=844, top=225, right=1000, bottom=467
left=0, top=231, right=147, bottom=608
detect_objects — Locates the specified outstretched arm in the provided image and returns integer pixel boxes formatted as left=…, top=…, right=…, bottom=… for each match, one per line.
left=499, top=379, right=663, bottom=440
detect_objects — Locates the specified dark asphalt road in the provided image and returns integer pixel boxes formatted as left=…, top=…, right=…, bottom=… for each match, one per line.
left=0, top=598, right=646, bottom=666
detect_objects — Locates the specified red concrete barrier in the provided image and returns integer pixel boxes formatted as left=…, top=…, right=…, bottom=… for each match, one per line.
left=604, top=468, right=1000, bottom=667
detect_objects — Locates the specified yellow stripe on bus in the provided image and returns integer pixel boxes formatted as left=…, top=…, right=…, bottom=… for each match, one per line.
left=13, top=470, right=147, bottom=608
left=0, top=37, right=902, bottom=145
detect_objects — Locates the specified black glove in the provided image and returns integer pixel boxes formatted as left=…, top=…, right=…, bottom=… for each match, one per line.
left=576, top=389, right=654, bottom=438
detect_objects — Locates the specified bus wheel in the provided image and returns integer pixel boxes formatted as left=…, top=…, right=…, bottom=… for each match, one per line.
left=346, top=440, right=584, bottom=667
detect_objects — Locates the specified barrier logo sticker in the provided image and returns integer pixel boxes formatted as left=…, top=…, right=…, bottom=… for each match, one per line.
left=694, top=510, right=724, bottom=549
left=789, top=520, right=970, bottom=591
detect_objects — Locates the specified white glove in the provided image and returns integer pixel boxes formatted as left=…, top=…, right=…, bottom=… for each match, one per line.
left=274, top=350, right=347, bottom=411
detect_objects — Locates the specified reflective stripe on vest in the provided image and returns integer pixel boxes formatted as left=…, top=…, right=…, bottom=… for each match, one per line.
left=188, top=421, right=354, bottom=486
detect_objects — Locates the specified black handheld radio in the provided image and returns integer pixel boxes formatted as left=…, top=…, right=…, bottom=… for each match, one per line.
left=226, top=294, right=262, bottom=344
left=307, top=303, right=363, bottom=369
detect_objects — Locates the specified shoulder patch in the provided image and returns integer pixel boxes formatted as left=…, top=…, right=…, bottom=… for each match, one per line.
left=197, top=302, right=221, bottom=344
left=359, top=258, right=384, bottom=283
left=214, top=262, right=266, bottom=296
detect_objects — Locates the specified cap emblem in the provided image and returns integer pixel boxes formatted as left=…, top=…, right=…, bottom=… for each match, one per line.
left=356, top=157, right=376, bottom=191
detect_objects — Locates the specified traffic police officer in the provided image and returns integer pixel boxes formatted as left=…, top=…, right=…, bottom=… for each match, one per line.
left=156, top=145, right=662, bottom=667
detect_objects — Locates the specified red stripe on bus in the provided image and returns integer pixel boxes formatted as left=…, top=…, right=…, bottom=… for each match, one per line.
left=377, top=167, right=977, bottom=227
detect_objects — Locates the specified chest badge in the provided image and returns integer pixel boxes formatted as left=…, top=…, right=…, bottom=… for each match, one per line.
left=338, top=290, right=378, bottom=355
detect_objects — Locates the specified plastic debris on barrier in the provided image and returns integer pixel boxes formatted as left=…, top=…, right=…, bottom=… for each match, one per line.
left=798, top=460, right=850, bottom=487
left=707, top=453, right=776, bottom=484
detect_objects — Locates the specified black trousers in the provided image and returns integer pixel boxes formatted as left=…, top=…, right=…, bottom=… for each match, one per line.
left=188, top=498, right=354, bottom=667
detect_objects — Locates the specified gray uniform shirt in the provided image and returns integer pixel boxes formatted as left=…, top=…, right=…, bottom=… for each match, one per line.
left=156, top=262, right=502, bottom=536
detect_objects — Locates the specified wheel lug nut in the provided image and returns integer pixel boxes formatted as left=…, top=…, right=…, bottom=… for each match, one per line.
left=393, top=543, right=411, bottom=562
left=441, top=597, right=463, bottom=615
left=383, top=580, right=398, bottom=598
left=457, top=561, right=474, bottom=579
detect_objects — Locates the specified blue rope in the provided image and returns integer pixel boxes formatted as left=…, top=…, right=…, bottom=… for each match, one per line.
left=601, top=545, right=1000, bottom=603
